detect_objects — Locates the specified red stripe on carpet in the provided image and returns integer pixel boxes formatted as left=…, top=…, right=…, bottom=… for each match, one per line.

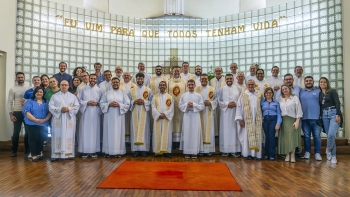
left=97, top=161, right=242, bottom=191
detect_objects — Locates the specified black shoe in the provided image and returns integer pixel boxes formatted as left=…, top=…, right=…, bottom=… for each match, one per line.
left=133, top=152, right=140, bottom=157
left=234, top=153, right=241, bottom=158
left=165, top=153, right=171, bottom=158
left=254, top=157, right=261, bottom=160
left=104, top=154, right=110, bottom=158
left=141, top=152, right=147, bottom=157
left=262, top=156, right=269, bottom=160
left=246, top=155, right=252, bottom=160
left=51, top=158, right=59, bottom=162
left=198, top=153, right=204, bottom=157
left=270, top=158, right=275, bottom=161
left=24, top=150, right=30, bottom=154
left=11, top=152, right=17, bottom=157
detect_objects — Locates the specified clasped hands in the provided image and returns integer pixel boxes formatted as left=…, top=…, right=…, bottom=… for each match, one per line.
left=204, top=100, right=211, bottom=106
left=228, top=101, right=236, bottom=108
left=134, top=99, right=145, bottom=105
left=87, top=100, right=98, bottom=106
left=158, top=113, right=167, bottom=120
left=109, top=101, right=120, bottom=107
left=61, top=106, right=69, bottom=113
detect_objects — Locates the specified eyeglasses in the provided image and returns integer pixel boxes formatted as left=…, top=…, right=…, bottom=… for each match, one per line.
left=61, top=84, right=69, bottom=86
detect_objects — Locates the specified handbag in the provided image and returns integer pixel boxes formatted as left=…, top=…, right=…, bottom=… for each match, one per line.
left=316, top=118, right=325, bottom=132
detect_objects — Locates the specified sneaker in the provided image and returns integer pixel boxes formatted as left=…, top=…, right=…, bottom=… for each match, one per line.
left=185, top=155, right=190, bottom=159
left=315, top=153, right=322, bottom=161
left=303, top=152, right=310, bottom=159
left=331, top=156, right=337, bottom=164
left=191, top=155, right=197, bottom=159
left=91, top=154, right=98, bottom=158
left=81, top=153, right=88, bottom=158
left=28, top=153, right=32, bottom=159
left=222, top=153, right=228, bottom=157
left=326, top=149, right=332, bottom=161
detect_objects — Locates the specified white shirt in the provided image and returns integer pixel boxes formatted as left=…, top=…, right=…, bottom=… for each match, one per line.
left=267, top=76, right=284, bottom=88
left=245, top=75, right=257, bottom=83
left=7, top=84, right=30, bottom=112
left=294, top=76, right=304, bottom=88
left=278, top=95, right=303, bottom=118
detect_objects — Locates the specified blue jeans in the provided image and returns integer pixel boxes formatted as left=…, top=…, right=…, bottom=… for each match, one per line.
left=301, top=119, right=321, bottom=154
left=263, top=115, right=277, bottom=158
left=322, top=109, right=339, bottom=156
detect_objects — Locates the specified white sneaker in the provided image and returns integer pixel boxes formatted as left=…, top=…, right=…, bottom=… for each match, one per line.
left=303, top=152, right=310, bottom=159
left=315, top=153, right=322, bottom=161
left=326, top=149, right=332, bottom=161
left=28, top=153, right=32, bottom=159
left=331, top=156, right=337, bottom=164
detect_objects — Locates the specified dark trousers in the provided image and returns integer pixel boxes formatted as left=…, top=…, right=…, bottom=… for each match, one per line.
left=26, top=125, right=46, bottom=156
left=263, top=115, right=277, bottom=158
left=11, top=111, right=29, bottom=152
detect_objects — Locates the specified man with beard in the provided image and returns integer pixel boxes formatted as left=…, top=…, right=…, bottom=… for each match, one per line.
left=100, top=77, right=130, bottom=158
left=131, top=62, right=151, bottom=87
left=255, top=69, right=269, bottom=96
left=77, top=74, right=103, bottom=158
left=293, top=66, right=304, bottom=88
left=236, top=80, right=263, bottom=160
left=151, top=81, right=174, bottom=158
left=128, top=73, right=153, bottom=157
left=267, top=66, right=284, bottom=93
left=168, top=66, right=187, bottom=147
left=99, top=70, right=113, bottom=94
left=94, top=62, right=105, bottom=85
left=216, top=74, right=241, bottom=157
left=194, top=65, right=202, bottom=86
left=53, top=62, right=72, bottom=86
left=180, top=62, right=196, bottom=81
left=179, top=79, right=204, bottom=159
left=150, top=65, right=168, bottom=94
left=245, top=64, right=258, bottom=83
left=7, top=72, right=30, bottom=157
left=112, top=65, right=124, bottom=83
left=195, top=74, right=217, bottom=156
left=299, top=76, right=322, bottom=161
left=49, top=80, right=80, bottom=161
left=275, top=73, right=302, bottom=99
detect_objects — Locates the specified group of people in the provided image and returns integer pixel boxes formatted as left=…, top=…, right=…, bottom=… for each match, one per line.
left=7, top=61, right=342, bottom=164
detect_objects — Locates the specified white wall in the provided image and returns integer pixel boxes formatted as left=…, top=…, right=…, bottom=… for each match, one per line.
left=84, top=0, right=108, bottom=13
left=109, top=0, right=164, bottom=18
left=266, top=0, right=294, bottom=7
left=0, top=0, right=17, bottom=141
left=342, top=0, right=350, bottom=139
left=185, top=0, right=239, bottom=18
left=240, top=0, right=266, bottom=13
left=51, top=0, right=84, bottom=8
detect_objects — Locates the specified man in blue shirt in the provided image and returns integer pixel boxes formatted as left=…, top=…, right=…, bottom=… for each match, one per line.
left=94, top=62, right=105, bottom=85
left=299, top=76, right=322, bottom=161
left=275, top=73, right=301, bottom=99
left=52, top=62, right=73, bottom=86
left=23, top=76, right=42, bottom=100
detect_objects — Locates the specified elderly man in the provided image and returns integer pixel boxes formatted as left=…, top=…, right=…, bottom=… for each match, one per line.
left=131, top=62, right=151, bottom=87
left=216, top=74, right=241, bottom=157
left=236, top=72, right=245, bottom=92
left=151, top=81, right=174, bottom=158
left=49, top=80, right=80, bottom=161
left=120, top=71, right=135, bottom=142
left=168, top=66, right=187, bottom=147
left=236, top=79, right=263, bottom=160
left=293, top=66, right=304, bottom=88
left=245, top=64, right=258, bottom=83
left=195, top=74, right=217, bottom=156
left=112, top=65, right=124, bottom=82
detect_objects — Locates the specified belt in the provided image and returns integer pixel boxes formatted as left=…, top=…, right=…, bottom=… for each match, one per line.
left=324, top=106, right=336, bottom=110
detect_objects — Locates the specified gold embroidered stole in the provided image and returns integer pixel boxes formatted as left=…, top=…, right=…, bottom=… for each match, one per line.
left=150, top=76, right=168, bottom=94
left=154, top=93, right=172, bottom=155
left=242, top=92, right=262, bottom=151
left=120, top=82, right=135, bottom=92
left=131, top=86, right=150, bottom=145
left=195, top=86, right=214, bottom=144
left=168, top=78, right=186, bottom=133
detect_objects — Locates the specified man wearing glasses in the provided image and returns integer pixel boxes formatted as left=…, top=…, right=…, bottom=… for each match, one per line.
left=275, top=73, right=301, bottom=99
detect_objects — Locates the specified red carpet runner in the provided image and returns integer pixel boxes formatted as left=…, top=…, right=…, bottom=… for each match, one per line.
left=97, top=161, right=242, bottom=191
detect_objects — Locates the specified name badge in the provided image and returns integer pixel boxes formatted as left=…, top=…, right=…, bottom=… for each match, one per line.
left=313, top=93, right=317, bottom=95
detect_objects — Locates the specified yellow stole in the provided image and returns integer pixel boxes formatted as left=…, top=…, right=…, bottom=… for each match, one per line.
left=167, top=78, right=186, bottom=133
left=154, top=93, right=172, bottom=155
left=131, top=86, right=150, bottom=145
left=119, top=82, right=135, bottom=92
left=242, top=91, right=262, bottom=151
left=195, top=86, right=215, bottom=144
left=150, top=76, right=168, bottom=94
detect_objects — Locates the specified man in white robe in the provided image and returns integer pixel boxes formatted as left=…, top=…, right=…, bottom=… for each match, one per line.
left=100, top=77, right=130, bottom=158
left=293, top=66, right=304, bottom=88
left=267, top=66, right=283, bottom=96
left=168, top=66, right=187, bottom=147
left=150, top=65, right=168, bottom=95
left=151, top=81, right=174, bottom=158
left=194, top=65, right=202, bottom=86
left=255, top=69, right=269, bottom=96
left=112, top=65, right=124, bottom=83
left=131, top=62, right=151, bottom=87
left=236, top=72, right=245, bottom=93
left=98, top=70, right=112, bottom=94
left=230, top=63, right=239, bottom=79
left=216, top=74, right=241, bottom=157
left=120, top=72, right=135, bottom=143
left=49, top=80, right=80, bottom=161
left=77, top=71, right=89, bottom=93
left=209, top=67, right=226, bottom=136
left=128, top=73, right=153, bottom=157
left=77, top=74, right=103, bottom=158
left=180, top=62, right=196, bottom=81
left=235, top=79, right=263, bottom=160
left=179, top=79, right=204, bottom=159
left=195, top=74, right=217, bottom=156
left=245, top=64, right=258, bottom=83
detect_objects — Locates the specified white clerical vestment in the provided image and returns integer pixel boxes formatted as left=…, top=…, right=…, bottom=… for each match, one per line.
left=209, top=76, right=226, bottom=136
left=131, top=72, right=151, bottom=87
left=293, top=76, right=305, bottom=88
left=194, top=75, right=201, bottom=87
left=167, top=77, right=187, bottom=142
left=151, top=93, right=174, bottom=154
left=49, top=91, right=80, bottom=159
left=178, top=92, right=204, bottom=154
left=255, top=79, right=269, bottom=96
left=128, top=85, right=153, bottom=151
left=195, top=86, right=217, bottom=153
left=245, top=75, right=258, bottom=83
left=120, top=81, right=136, bottom=142
left=77, top=82, right=88, bottom=93
left=77, top=84, right=103, bottom=153
left=98, top=80, right=112, bottom=94
left=267, top=76, right=283, bottom=88
left=150, top=75, right=168, bottom=95
left=235, top=90, right=263, bottom=158
left=100, top=89, right=130, bottom=155
left=180, top=73, right=195, bottom=82
left=217, top=85, right=241, bottom=153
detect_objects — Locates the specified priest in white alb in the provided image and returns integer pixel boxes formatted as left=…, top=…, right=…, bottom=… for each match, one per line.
left=49, top=80, right=80, bottom=161
left=98, top=70, right=112, bottom=94
left=77, top=74, right=103, bottom=158
left=131, top=62, right=151, bottom=87
left=179, top=79, right=204, bottom=159
left=167, top=66, right=186, bottom=147
left=194, top=65, right=202, bottom=86
left=195, top=74, right=217, bottom=156
left=150, top=65, right=168, bottom=95
left=151, top=81, right=174, bottom=158
left=128, top=73, right=153, bottom=157
left=216, top=74, right=241, bottom=157
left=100, top=77, right=130, bottom=158
left=235, top=79, right=263, bottom=160
left=255, top=69, right=269, bottom=96
left=180, top=62, right=196, bottom=81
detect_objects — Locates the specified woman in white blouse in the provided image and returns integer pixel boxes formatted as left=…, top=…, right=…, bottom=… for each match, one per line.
left=278, top=85, right=303, bottom=163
